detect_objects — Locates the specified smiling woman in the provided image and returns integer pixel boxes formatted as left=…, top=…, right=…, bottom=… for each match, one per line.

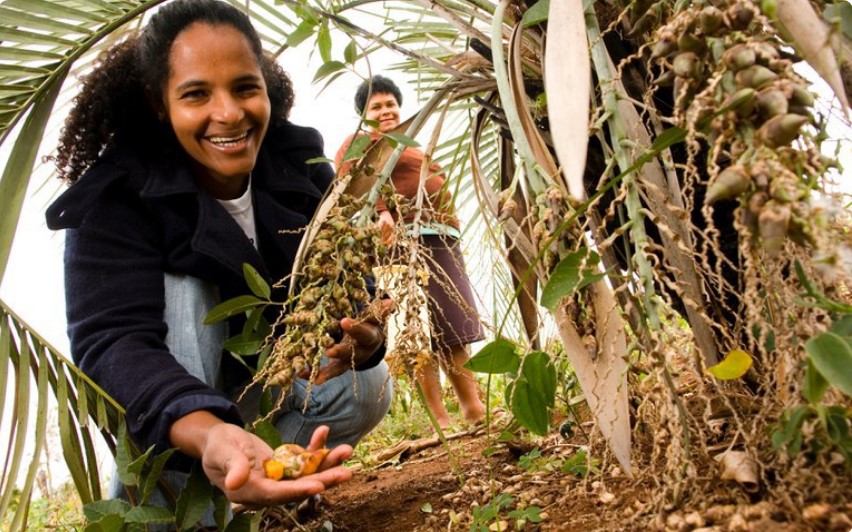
left=39, top=0, right=392, bottom=525
left=162, top=23, right=270, bottom=199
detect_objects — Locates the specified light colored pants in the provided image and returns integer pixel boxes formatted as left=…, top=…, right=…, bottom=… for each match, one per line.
left=111, top=274, right=392, bottom=525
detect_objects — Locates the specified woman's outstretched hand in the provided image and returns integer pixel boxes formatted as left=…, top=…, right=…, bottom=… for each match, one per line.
left=171, top=414, right=352, bottom=507
left=202, top=423, right=352, bottom=507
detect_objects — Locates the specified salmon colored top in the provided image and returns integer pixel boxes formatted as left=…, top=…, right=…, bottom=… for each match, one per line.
left=335, top=132, right=460, bottom=230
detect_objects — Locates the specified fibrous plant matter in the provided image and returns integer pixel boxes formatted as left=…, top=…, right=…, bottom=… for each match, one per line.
left=375, top=236, right=433, bottom=379
left=251, top=192, right=387, bottom=408
left=601, top=0, right=852, bottom=518
left=649, top=0, right=831, bottom=260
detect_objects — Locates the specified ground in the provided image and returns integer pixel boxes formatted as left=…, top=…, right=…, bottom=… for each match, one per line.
left=257, top=423, right=641, bottom=531
left=249, top=421, right=852, bottom=532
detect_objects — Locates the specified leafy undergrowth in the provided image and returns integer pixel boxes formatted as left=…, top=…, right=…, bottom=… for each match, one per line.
left=2, top=481, right=83, bottom=530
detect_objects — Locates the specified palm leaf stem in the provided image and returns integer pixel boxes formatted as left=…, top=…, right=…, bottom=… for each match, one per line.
left=408, top=0, right=491, bottom=44
left=5, top=340, right=49, bottom=532
left=585, top=1, right=661, bottom=331
left=0, top=298, right=123, bottom=415
left=0, top=70, right=64, bottom=282
left=490, top=0, right=548, bottom=196
left=0, top=318, right=32, bottom=523
left=278, top=0, right=471, bottom=79
left=585, top=3, right=696, bottom=474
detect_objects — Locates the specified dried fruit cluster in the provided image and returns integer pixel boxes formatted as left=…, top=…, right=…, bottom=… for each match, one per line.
left=531, top=186, right=571, bottom=272
left=263, top=443, right=330, bottom=480
left=376, top=258, right=432, bottom=378
left=255, top=194, right=388, bottom=393
left=649, top=0, right=830, bottom=257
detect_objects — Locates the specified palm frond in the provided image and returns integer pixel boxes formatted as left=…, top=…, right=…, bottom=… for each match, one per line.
left=0, top=0, right=169, bottom=147
left=0, top=298, right=125, bottom=530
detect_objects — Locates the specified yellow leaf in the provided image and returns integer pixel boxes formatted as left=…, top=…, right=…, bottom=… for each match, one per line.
left=707, top=349, right=753, bottom=380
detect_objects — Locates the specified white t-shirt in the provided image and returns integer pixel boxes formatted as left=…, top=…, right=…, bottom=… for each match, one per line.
left=216, top=178, right=258, bottom=249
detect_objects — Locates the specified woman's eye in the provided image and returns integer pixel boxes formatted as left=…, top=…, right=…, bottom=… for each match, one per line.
left=237, top=84, right=262, bottom=95
left=180, top=89, right=206, bottom=100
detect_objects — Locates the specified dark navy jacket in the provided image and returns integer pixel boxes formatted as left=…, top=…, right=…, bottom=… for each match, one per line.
left=46, top=122, right=378, bottom=459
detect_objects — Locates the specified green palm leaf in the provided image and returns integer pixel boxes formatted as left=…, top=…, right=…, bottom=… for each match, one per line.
left=0, top=299, right=126, bottom=530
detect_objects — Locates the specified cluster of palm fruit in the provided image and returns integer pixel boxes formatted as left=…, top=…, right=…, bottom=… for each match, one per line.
left=647, top=0, right=830, bottom=257
left=373, top=190, right=434, bottom=377
left=531, top=185, right=572, bottom=272
left=257, top=194, right=388, bottom=393
left=383, top=262, right=433, bottom=378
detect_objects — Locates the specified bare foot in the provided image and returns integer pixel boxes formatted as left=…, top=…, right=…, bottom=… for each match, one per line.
left=461, top=404, right=486, bottom=425
left=425, top=417, right=453, bottom=435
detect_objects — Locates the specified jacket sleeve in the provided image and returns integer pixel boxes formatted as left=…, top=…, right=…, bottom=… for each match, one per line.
left=62, top=182, right=242, bottom=462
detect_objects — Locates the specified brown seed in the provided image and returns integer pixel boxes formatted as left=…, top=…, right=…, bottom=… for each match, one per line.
left=735, top=65, right=776, bottom=88
left=725, top=2, right=754, bottom=31
left=750, top=41, right=780, bottom=62
left=756, top=89, right=789, bottom=119
left=790, top=85, right=814, bottom=107
left=757, top=113, right=808, bottom=148
left=653, top=69, right=676, bottom=87
left=750, top=162, right=771, bottom=190
left=721, top=87, right=756, bottom=116
left=698, top=6, right=724, bottom=34
left=748, top=191, right=769, bottom=217
left=627, top=8, right=660, bottom=38
left=723, top=44, right=756, bottom=71
left=758, top=204, right=791, bottom=257
left=706, top=165, right=751, bottom=204
left=673, top=52, right=703, bottom=79
left=650, top=32, right=678, bottom=60
left=677, top=33, right=706, bottom=54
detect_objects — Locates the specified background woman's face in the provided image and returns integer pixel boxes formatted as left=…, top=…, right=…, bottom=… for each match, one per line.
left=162, top=22, right=270, bottom=199
left=365, top=92, right=400, bottom=134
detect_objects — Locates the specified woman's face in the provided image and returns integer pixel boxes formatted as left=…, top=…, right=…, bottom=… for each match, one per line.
left=365, top=92, right=400, bottom=134
left=162, top=22, right=270, bottom=199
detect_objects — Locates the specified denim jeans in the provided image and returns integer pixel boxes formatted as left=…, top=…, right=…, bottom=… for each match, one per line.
left=110, top=273, right=392, bottom=526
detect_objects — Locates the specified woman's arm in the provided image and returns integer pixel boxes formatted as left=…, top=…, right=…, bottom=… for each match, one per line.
left=63, top=184, right=242, bottom=458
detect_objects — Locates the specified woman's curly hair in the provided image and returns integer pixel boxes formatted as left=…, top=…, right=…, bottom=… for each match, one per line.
left=53, top=0, right=294, bottom=183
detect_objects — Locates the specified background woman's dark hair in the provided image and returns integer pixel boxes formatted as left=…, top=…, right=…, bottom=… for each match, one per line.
left=354, top=75, right=403, bottom=114
left=54, top=0, right=294, bottom=183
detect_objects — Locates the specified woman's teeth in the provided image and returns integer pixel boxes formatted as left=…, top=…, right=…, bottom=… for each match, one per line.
left=208, top=132, right=248, bottom=146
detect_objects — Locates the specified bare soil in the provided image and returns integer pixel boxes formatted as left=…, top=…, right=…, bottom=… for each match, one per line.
left=255, top=423, right=852, bottom=532
left=260, top=425, right=651, bottom=532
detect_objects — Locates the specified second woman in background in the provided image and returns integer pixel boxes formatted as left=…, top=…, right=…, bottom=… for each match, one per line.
left=335, top=75, right=486, bottom=430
